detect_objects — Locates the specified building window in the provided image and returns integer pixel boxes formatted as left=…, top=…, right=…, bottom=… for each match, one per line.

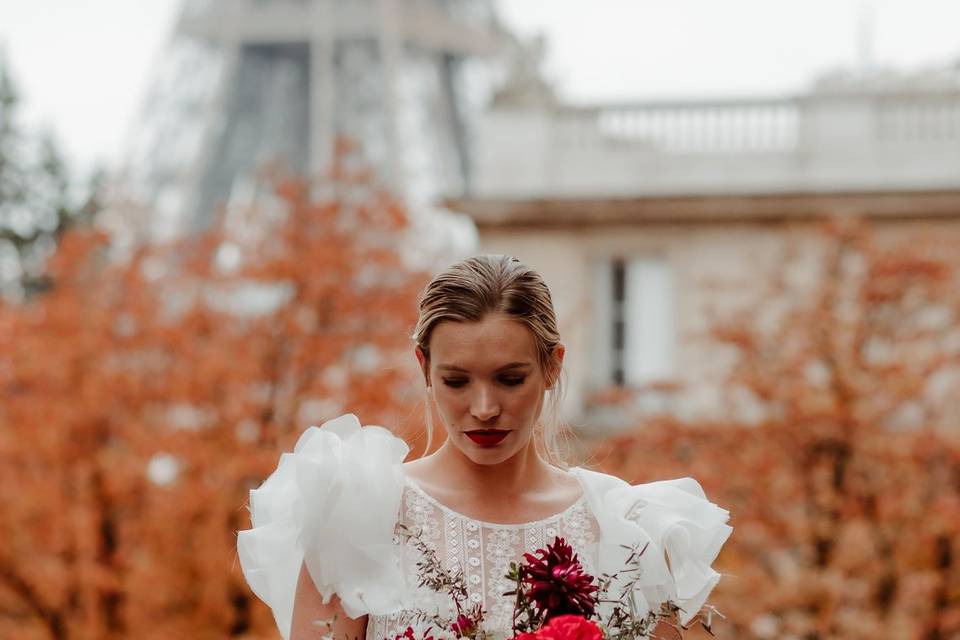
left=592, top=256, right=675, bottom=387
left=611, top=258, right=627, bottom=384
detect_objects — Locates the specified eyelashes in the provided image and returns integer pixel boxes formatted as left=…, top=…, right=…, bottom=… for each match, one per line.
left=442, top=377, right=527, bottom=389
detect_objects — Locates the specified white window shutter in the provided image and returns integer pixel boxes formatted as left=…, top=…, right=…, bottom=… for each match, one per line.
left=624, top=258, right=674, bottom=384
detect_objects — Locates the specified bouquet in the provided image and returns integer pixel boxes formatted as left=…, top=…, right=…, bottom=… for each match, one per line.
left=394, top=526, right=724, bottom=640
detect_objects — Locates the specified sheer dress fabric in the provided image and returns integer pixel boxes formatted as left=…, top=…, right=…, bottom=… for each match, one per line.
left=236, top=414, right=733, bottom=640
left=366, top=478, right=601, bottom=640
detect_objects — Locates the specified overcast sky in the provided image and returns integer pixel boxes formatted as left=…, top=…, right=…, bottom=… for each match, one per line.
left=0, top=0, right=958, bottom=177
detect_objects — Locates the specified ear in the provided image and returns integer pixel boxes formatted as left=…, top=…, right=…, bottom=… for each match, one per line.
left=415, top=345, right=431, bottom=388
left=545, top=342, right=565, bottom=389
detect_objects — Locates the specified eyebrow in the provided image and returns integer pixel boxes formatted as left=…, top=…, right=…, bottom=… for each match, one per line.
left=437, top=362, right=532, bottom=373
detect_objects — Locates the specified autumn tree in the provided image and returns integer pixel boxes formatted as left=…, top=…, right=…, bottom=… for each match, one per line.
left=596, top=218, right=960, bottom=639
left=0, top=140, right=432, bottom=639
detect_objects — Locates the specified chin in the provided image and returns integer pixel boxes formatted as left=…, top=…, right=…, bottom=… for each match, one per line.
left=461, top=447, right=518, bottom=466
left=455, top=433, right=529, bottom=466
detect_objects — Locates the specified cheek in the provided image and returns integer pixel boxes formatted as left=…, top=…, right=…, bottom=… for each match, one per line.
left=433, top=387, right=468, bottom=416
left=504, top=384, right=545, bottom=418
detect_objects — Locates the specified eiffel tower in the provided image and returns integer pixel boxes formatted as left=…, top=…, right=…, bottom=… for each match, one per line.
left=119, top=0, right=503, bottom=240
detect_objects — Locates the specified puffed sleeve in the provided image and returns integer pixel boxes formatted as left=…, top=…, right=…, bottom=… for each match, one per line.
left=573, top=468, right=733, bottom=627
left=236, top=413, right=411, bottom=640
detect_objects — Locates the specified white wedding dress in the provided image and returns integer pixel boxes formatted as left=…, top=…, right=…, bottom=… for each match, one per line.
left=236, top=415, right=733, bottom=640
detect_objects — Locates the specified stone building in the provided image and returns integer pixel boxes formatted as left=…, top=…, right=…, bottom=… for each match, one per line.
left=451, top=64, right=960, bottom=433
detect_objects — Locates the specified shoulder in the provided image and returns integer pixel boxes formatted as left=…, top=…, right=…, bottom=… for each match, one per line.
left=571, top=467, right=732, bottom=627
left=237, top=414, right=411, bottom=640
left=401, top=454, right=430, bottom=480
left=571, top=466, right=629, bottom=496
left=400, top=453, right=449, bottom=502
left=572, top=467, right=724, bottom=521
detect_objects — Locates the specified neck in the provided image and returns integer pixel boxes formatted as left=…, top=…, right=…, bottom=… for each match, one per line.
left=432, top=438, right=556, bottom=496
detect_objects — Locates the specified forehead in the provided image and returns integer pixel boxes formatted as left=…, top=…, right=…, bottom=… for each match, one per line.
left=429, top=314, right=537, bottom=368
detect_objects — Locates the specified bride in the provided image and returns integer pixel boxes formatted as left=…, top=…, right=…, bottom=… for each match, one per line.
left=237, top=255, right=732, bottom=640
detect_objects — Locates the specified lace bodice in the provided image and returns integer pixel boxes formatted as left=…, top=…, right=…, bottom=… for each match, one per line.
left=366, top=479, right=601, bottom=640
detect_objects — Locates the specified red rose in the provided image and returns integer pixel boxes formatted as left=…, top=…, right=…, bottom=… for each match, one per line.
left=532, top=615, right=603, bottom=640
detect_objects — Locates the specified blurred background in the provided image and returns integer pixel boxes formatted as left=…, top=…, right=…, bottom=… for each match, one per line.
left=1, top=1, right=959, bottom=638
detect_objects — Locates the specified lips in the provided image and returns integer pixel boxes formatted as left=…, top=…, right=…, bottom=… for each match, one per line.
left=464, top=429, right=510, bottom=447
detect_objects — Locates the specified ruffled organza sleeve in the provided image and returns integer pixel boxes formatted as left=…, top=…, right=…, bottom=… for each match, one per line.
left=236, top=414, right=411, bottom=640
left=572, top=468, right=733, bottom=627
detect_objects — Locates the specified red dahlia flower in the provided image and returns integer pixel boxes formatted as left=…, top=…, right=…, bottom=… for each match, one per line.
left=519, top=537, right=599, bottom=621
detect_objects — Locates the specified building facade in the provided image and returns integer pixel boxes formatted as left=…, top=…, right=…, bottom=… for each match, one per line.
left=453, top=66, right=960, bottom=434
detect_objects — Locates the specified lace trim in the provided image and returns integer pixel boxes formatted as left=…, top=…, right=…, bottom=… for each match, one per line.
left=402, top=476, right=588, bottom=529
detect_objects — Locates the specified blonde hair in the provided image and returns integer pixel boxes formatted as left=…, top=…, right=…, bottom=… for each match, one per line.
left=411, top=255, right=569, bottom=466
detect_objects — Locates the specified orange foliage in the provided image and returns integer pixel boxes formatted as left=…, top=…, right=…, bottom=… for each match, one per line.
left=595, top=219, right=960, bottom=639
left=0, top=147, right=431, bottom=639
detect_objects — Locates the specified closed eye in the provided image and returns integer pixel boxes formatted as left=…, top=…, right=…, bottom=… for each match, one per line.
left=441, top=376, right=527, bottom=388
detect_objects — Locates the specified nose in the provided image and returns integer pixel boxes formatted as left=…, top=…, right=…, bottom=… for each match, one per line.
left=470, top=384, right=500, bottom=422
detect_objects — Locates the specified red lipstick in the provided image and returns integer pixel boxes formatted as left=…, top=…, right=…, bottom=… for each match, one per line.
left=464, top=429, right=510, bottom=447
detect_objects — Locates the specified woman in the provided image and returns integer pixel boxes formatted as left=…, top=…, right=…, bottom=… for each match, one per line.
left=237, top=255, right=732, bottom=640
